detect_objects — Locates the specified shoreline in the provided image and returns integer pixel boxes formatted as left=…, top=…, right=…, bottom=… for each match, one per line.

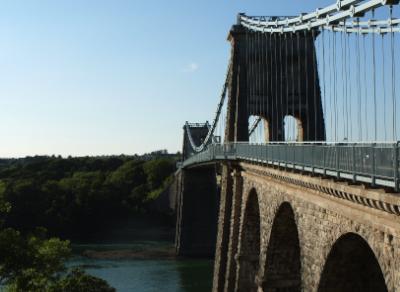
left=80, top=246, right=177, bottom=260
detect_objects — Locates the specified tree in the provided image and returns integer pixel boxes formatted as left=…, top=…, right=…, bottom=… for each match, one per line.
left=0, top=228, right=70, bottom=291
left=51, top=268, right=116, bottom=292
left=107, top=160, right=146, bottom=193
left=0, top=156, right=177, bottom=239
left=0, top=180, right=115, bottom=292
left=143, top=158, right=175, bottom=191
left=0, top=228, right=116, bottom=292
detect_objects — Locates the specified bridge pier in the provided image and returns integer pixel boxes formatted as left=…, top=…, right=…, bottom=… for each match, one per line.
left=212, top=164, right=234, bottom=291
left=223, top=168, right=244, bottom=292
left=175, top=166, right=219, bottom=257
left=212, top=165, right=246, bottom=292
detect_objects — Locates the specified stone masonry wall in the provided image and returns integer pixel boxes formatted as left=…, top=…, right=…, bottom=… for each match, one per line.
left=213, top=162, right=400, bottom=292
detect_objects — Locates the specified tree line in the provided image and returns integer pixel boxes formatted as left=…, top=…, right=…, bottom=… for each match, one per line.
left=0, top=154, right=177, bottom=239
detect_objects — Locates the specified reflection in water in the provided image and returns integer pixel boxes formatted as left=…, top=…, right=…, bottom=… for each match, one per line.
left=69, top=243, right=213, bottom=292
left=175, top=259, right=214, bottom=292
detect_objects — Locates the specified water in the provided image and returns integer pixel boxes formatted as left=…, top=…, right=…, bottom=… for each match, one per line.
left=69, top=242, right=214, bottom=292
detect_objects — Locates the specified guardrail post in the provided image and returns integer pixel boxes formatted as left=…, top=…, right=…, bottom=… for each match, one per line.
left=268, top=143, right=271, bottom=165
left=264, top=143, right=267, bottom=164
left=285, top=143, right=287, bottom=170
left=323, top=144, right=326, bottom=177
left=336, top=144, right=340, bottom=179
left=270, top=144, right=272, bottom=166
left=311, top=144, right=315, bottom=175
left=293, top=143, right=296, bottom=172
left=371, top=143, right=376, bottom=187
left=352, top=144, right=356, bottom=183
left=224, top=144, right=227, bottom=160
left=394, top=142, right=399, bottom=192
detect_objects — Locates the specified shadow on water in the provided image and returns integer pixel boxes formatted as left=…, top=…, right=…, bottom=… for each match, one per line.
left=175, top=259, right=214, bottom=292
left=69, top=216, right=214, bottom=292
left=69, top=251, right=213, bottom=292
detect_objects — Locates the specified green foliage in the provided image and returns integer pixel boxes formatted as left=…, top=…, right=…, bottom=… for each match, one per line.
left=0, top=228, right=116, bottom=292
left=0, top=180, right=11, bottom=222
left=0, top=162, right=122, bottom=292
left=0, top=156, right=177, bottom=239
left=0, top=228, right=70, bottom=291
left=147, top=175, right=174, bottom=201
left=143, top=158, right=175, bottom=190
left=108, top=160, right=146, bottom=190
left=51, top=268, right=116, bottom=292
left=129, top=184, right=148, bottom=206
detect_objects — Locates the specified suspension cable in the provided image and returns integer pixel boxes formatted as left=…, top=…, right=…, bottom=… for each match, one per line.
left=356, top=18, right=362, bottom=141
left=322, top=28, right=327, bottom=141
left=333, top=33, right=338, bottom=142
left=363, top=34, right=368, bottom=141
left=341, top=25, right=347, bottom=140
left=372, top=9, right=377, bottom=141
left=390, top=5, right=397, bottom=141
left=382, top=31, right=387, bottom=141
left=185, top=59, right=232, bottom=152
left=285, top=33, right=289, bottom=141
left=305, top=30, right=310, bottom=141
left=275, top=33, right=279, bottom=140
left=312, top=29, right=318, bottom=140
left=291, top=32, right=295, bottom=141
left=297, top=32, right=301, bottom=142
left=280, top=33, right=284, bottom=141
left=346, top=27, right=352, bottom=140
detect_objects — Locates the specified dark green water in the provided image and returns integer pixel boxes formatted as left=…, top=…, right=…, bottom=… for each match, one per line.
left=69, top=242, right=214, bottom=292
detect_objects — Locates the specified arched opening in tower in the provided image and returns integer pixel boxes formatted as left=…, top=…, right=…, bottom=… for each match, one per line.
left=262, top=202, right=301, bottom=292
left=283, top=115, right=304, bottom=142
left=318, top=233, right=388, bottom=292
left=248, top=115, right=270, bottom=143
left=236, top=189, right=260, bottom=292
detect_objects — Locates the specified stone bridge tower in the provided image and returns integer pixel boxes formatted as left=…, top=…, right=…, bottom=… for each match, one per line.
left=226, top=19, right=326, bottom=142
left=213, top=21, right=327, bottom=291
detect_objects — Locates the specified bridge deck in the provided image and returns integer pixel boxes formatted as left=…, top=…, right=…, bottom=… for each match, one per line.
left=182, top=142, right=400, bottom=191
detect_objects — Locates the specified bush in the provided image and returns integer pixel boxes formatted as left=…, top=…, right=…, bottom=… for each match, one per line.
left=51, top=268, right=116, bottom=292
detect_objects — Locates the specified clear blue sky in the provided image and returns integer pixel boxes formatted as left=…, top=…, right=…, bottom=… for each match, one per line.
left=0, top=0, right=334, bottom=157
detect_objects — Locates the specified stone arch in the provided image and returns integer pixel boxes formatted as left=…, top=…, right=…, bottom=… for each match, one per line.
left=262, top=202, right=301, bottom=292
left=236, top=188, right=261, bottom=292
left=283, top=115, right=304, bottom=142
left=318, top=232, right=388, bottom=292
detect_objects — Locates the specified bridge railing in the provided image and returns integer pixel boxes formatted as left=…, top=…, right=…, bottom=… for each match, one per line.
left=182, top=142, right=400, bottom=191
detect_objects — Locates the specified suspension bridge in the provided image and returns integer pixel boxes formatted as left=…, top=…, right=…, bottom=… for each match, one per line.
left=173, top=1, right=400, bottom=291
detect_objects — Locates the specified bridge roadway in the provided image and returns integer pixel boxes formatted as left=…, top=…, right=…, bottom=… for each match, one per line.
left=182, top=142, right=400, bottom=191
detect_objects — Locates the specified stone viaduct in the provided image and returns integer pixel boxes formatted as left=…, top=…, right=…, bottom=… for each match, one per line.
left=212, top=162, right=400, bottom=292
